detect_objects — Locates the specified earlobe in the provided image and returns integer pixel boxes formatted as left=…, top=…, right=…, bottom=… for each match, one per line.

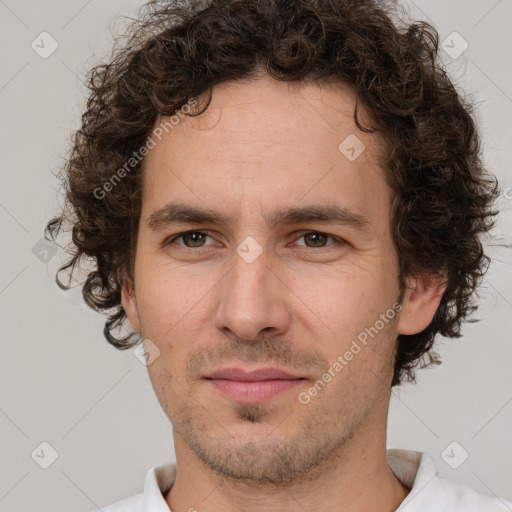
left=397, top=274, right=446, bottom=336
left=121, top=276, right=141, bottom=332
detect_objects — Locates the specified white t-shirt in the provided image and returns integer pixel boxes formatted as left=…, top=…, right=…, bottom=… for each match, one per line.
left=93, top=449, right=512, bottom=511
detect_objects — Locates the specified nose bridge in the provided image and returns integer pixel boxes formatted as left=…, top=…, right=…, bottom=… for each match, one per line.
left=232, top=238, right=271, bottom=299
left=214, top=238, right=291, bottom=341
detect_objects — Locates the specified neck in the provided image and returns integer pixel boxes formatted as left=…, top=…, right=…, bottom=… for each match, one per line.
left=165, top=418, right=410, bottom=512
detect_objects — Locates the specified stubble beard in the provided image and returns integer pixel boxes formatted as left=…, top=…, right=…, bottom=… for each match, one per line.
left=169, top=392, right=367, bottom=487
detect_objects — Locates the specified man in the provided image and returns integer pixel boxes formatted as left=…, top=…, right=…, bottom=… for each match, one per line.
left=47, top=0, right=511, bottom=510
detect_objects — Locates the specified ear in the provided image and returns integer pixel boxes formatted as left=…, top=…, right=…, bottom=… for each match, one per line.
left=120, top=273, right=141, bottom=332
left=397, top=274, right=446, bottom=335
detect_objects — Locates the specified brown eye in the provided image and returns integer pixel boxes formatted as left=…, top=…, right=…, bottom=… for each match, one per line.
left=171, top=231, right=212, bottom=248
left=303, top=232, right=329, bottom=247
left=294, top=232, right=339, bottom=248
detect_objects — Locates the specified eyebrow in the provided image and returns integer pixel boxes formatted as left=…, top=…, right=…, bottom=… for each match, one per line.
left=147, top=202, right=370, bottom=233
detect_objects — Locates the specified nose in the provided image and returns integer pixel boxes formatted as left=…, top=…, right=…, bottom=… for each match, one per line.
left=214, top=243, right=292, bottom=342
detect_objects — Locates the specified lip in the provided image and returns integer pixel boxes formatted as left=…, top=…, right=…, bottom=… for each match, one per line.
left=206, top=367, right=301, bottom=381
left=205, top=367, right=306, bottom=404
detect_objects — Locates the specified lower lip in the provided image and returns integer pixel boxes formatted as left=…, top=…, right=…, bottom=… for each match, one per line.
left=207, top=379, right=305, bottom=403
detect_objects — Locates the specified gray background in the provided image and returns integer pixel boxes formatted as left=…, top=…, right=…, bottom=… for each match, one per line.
left=0, top=0, right=511, bottom=510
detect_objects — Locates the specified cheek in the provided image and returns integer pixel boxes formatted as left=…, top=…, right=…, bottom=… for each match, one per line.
left=135, top=263, right=217, bottom=371
left=293, top=263, right=399, bottom=348
left=135, top=258, right=209, bottom=328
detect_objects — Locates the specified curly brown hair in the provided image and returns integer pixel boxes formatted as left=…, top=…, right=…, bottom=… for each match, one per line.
left=46, top=0, right=499, bottom=387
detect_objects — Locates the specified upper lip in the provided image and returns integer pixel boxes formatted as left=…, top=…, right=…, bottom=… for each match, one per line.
left=205, top=367, right=304, bottom=381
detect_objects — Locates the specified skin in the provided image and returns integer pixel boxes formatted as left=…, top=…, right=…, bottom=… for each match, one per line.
left=122, top=71, right=445, bottom=512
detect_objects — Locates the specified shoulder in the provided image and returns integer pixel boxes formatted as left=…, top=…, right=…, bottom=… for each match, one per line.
left=89, top=492, right=143, bottom=512
left=389, top=449, right=512, bottom=511
left=428, top=474, right=512, bottom=511
left=87, top=462, right=175, bottom=512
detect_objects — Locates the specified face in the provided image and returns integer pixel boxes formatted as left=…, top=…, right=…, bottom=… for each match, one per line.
left=122, top=72, right=441, bottom=483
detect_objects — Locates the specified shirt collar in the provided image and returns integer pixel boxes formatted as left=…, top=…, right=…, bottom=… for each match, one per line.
left=388, top=449, right=439, bottom=511
left=142, top=461, right=176, bottom=512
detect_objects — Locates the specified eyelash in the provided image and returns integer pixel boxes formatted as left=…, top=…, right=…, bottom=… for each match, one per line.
left=167, top=230, right=343, bottom=250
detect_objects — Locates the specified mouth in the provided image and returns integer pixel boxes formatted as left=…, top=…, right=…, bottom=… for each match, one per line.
left=204, top=367, right=307, bottom=404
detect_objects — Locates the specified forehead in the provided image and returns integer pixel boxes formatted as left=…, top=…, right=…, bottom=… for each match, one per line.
left=140, top=73, right=391, bottom=225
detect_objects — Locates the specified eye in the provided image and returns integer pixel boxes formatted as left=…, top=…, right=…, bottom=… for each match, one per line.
left=292, top=231, right=341, bottom=248
left=168, top=231, right=216, bottom=248
left=167, top=230, right=343, bottom=250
